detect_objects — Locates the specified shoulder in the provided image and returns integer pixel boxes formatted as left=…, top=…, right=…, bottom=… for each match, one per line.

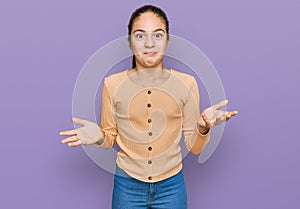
left=171, top=69, right=197, bottom=87
left=104, top=70, right=127, bottom=87
left=105, top=70, right=127, bottom=83
left=103, top=70, right=128, bottom=96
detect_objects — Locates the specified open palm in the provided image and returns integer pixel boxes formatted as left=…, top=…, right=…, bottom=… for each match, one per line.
left=199, top=100, right=238, bottom=129
left=60, top=118, right=103, bottom=147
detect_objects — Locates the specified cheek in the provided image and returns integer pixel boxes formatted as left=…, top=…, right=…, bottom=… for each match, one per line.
left=153, top=42, right=168, bottom=55
left=131, top=42, right=144, bottom=54
left=156, top=42, right=168, bottom=50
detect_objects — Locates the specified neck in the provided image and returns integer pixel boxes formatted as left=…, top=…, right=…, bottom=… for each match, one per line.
left=134, top=62, right=166, bottom=81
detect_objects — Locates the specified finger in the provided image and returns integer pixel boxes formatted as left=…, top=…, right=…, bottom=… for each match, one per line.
left=230, top=110, right=238, bottom=116
left=59, top=129, right=77, bottom=136
left=225, top=111, right=238, bottom=121
left=72, top=117, right=86, bottom=125
left=225, top=114, right=231, bottom=121
left=201, top=114, right=212, bottom=128
left=227, top=110, right=238, bottom=117
left=213, top=99, right=229, bottom=110
left=67, top=140, right=82, bottom=147
left=61, top=135, right=78, bottom=144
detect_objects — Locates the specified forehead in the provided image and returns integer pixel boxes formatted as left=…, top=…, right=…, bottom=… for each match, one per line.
left=132, top=12, right=166, bottom=32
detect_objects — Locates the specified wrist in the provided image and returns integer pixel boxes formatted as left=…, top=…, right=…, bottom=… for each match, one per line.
left=94, top=137, right=104, bottom=145
left=94, top=129, right=104, bottom=145
left=199, top=126, right=209, bottom=135
left=197, top=119, right=209, bottom=135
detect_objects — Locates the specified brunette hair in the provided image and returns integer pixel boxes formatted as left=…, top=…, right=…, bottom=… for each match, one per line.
left=127, top=5, right=169, bottom=68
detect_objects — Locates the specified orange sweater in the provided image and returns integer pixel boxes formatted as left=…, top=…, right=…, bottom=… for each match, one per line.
left=96, top=69, right=210, bottom=182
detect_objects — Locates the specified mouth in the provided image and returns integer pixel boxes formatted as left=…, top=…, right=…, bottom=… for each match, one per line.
left=143, top=52, right=157, bottom=56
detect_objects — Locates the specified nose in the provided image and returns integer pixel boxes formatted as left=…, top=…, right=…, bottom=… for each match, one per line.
left=144, top=34, right=155, bottom=48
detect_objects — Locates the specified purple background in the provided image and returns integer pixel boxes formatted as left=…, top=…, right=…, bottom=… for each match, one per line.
left=1, top=0, right=299, bottom=208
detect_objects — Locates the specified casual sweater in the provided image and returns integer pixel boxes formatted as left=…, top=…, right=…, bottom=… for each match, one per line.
left=95, top=69, right=210, bottom=182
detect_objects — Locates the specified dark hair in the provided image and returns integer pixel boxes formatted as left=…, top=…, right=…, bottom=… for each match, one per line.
left=128, top=5, right=169, bottom=68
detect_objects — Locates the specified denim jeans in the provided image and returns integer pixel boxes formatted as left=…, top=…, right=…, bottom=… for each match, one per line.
left=112, top=165, right=187, bottom=209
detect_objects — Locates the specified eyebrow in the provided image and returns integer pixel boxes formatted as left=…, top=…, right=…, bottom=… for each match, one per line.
left=132, top=28, right=166, bottom=33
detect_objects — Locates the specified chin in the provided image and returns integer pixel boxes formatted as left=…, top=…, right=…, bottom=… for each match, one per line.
left=145, top=60, right=162, bottom=68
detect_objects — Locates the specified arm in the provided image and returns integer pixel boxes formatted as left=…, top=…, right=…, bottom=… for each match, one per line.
left=183, top=77, right=210, bottom=155
left=94, top=77, right=118, bottom=149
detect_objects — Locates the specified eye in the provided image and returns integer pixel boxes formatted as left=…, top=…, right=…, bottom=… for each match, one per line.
left=154, top=32, right=164, bottom=39
left=135, top=33, right=145, bottom=40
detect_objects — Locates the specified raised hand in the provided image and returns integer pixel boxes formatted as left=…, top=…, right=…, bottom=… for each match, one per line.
left=198, top=99, right=238, bottom=131
left=60, top=118, right=104, bottom=147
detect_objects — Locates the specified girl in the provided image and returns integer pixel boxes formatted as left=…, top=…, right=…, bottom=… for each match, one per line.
left=60, top=5, right=237, bottom=209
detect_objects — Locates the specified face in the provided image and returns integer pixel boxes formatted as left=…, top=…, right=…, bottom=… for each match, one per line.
left=129, top=12, right=169, bottom=69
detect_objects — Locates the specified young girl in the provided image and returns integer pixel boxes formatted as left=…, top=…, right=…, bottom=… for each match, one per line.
left=60, top=5, right=237, bottom=209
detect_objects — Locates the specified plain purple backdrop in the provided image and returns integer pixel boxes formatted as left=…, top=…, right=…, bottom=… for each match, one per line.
left=1, top=0, right=299, bottom=209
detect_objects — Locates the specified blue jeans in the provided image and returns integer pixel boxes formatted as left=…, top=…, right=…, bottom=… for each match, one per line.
left=112, top=165, right=187, bottom=209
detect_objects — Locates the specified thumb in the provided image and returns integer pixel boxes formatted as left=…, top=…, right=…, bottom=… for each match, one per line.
left=72, top=117, right=86, bottom=125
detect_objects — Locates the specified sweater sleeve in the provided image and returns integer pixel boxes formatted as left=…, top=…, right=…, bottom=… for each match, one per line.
left=95, top=78, right=118, bottom=149
left=183, top=77, right=210, bottom=154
